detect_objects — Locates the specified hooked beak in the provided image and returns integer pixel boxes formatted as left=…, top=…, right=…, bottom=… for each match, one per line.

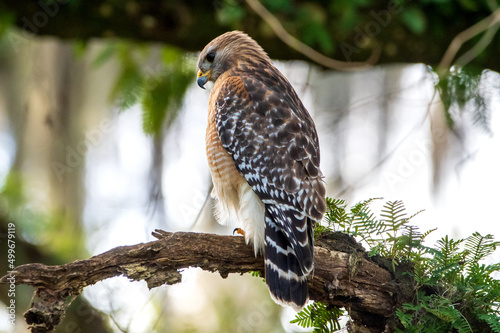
left=197, top=69, right=210, bottom=89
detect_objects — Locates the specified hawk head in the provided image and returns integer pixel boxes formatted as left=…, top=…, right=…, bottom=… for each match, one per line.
left=196, top=31, right=271, bottom=89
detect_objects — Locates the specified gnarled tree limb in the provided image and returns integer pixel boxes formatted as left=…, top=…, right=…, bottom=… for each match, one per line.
left=0, top=231, right=400, bottom=333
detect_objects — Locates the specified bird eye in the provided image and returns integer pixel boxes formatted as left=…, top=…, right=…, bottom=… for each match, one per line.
left=206, top=52, right=215, bottom=63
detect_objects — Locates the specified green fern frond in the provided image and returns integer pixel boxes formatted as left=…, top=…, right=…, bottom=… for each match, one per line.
left=314, top=224, right=329, bottom=238
left=407, top=209, right=425, bottom=221
left=403, top=224, right=421, bottom=238
left=420, top=228, right=436, bottom=239
left=141, top=63, right=193, bottom=136
left=381, top=200, right=408, bottom=229
left=92, top=43, right=118, bottom=68
left=426, top=262, right=463, bottom=286
left=464, top=232, right=499, bottom=264
left=484, top=262, right=500, bottom=273
left=141, top=74, right=172, bottom=135
left=349, top=198, right=381, bottom=219
left=398, top=225, right=432, bottom=258
left=421, top=227, right=437, bottom=242
left=422, top=296, right=472, bottom=332
left=324, top=197, right=347, bottom=229
left=110, top=57, right=143, bottom=110
left=104, top=43, right=195, bottom=134
left=452, top=313, right=473, bottom=333
left=368, top=244, right=383, bottom=257
left=437, top=67, right=492, bottom=133
left=349, top=198, right=383, bottom=238
left=291, top=304, right=313, bottom=328
left=479, top=313, right=500, bottom=333
left=291, top=302, right=343, bottom=332
left=249, top=271, right=261, bottom=277
left=435, top=235, right=465, bottom=266
left=395, top=307, right=413, bottom=328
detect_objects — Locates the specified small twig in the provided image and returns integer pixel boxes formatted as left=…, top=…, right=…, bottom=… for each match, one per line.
left=438, top=7, right=500, bottom=75
left=245, top=0, right=379, bottom=71
left=455, top=6, right=500, bottom=68
left=455, top=23, right=500, bottom=68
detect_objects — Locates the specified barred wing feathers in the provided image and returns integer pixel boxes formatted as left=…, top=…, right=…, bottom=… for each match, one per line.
left=215, top=69, right=326, bottom=309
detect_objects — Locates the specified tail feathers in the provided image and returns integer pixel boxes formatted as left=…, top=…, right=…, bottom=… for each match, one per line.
left=265, top=259, right=309, bottom=311
left=264, top=205, right=314, bottom=310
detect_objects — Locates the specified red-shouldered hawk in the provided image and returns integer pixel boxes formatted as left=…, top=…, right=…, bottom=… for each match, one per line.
left=197, top=31, right=326, bottom=310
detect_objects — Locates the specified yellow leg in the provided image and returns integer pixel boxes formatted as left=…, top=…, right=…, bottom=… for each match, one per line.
left=233, top=228, right=246, bottom=236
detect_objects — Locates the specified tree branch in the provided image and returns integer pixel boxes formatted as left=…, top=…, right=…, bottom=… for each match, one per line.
left=244, top=0, right=380, bottom=70
left=438, top=7, right=500, bottom=75
left=1, top=231, right=399, bottom=333
left=3, top=1, right=500, bottom=72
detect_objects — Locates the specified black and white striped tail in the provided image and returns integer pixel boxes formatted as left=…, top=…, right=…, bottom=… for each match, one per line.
left=264, top=204, right=314, bottom=311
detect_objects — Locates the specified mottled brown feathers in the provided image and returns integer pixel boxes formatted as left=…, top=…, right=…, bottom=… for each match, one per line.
left=198, top=31, right=326, bottom=310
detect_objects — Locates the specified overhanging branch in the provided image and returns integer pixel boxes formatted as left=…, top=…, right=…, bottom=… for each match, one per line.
left=0, top=231, right=397, bottom=333
left=2, top=1, right=500, bottom=72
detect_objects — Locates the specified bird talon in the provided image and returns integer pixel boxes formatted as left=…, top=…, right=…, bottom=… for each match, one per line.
left=233, top=228, right=246, bottom=236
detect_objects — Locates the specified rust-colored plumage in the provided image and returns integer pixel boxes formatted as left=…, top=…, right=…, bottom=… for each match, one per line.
left=197, top=31, right=326, bottom=310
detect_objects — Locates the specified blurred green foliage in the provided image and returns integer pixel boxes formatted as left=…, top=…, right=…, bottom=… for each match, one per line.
left=94, top=42, right=195, bottom=136
left=0, top=173, right=87, bottom=262
left=400, top=6, right=427, bottom=34
left=0, top=9, right=14, bottom=39
left=437, top=67, right=494, bottom=133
